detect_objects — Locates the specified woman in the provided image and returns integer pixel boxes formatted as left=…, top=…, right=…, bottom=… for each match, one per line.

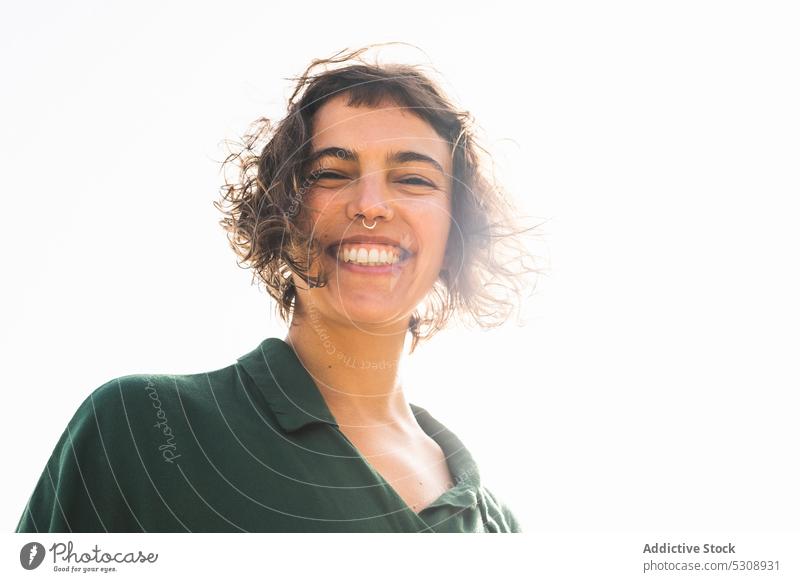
left=15, top=46, right=539, bottom=533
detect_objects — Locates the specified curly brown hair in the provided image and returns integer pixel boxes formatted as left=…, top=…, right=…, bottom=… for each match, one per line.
left=214, top=45, right=544, bottom=353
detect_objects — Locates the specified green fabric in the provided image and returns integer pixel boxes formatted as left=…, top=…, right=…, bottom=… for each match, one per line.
left=15, top=337, right=522, bottom=533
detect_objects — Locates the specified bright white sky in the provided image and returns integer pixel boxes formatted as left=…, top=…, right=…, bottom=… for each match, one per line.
left=2, top=0, right=799, bottom=535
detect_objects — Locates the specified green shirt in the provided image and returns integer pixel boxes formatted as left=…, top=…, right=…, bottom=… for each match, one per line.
left=15, top=337, right=522, bottom=533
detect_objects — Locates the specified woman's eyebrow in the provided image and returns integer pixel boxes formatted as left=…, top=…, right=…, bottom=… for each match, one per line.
left=306, top=146, right=445, bottom=175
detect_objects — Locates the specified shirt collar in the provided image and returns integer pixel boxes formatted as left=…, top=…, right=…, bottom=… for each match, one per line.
left=411, top=404, right=482, bottom=491
left=236, top=336, right=339, bottom=432
left=236, top=336, right=482, bottom=491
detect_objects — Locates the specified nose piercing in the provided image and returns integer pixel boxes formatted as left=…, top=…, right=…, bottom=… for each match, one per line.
left=361, top=216, right=377, bottom=230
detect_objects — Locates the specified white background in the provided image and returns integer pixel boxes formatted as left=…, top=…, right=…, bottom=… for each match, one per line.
left=2, top=0, right=798, bottom=553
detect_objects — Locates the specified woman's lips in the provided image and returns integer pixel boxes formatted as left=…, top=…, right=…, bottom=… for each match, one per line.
left=325, top=243, right=412, bottom=275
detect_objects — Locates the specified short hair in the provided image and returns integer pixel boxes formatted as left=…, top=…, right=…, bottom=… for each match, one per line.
left=215, top=45, right=543, bottom=353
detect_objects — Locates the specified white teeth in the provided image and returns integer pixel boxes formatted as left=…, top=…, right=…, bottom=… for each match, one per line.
left=336, top=244, right=403, bottom=266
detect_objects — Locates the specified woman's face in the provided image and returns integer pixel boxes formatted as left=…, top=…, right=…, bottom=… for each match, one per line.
left=292, top=94, right=453, bottom=332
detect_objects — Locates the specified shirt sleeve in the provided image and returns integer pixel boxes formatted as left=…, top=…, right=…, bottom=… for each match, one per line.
left=15, top=379, right=134, bottom=533
left=483, top=487, right=524, bottom=533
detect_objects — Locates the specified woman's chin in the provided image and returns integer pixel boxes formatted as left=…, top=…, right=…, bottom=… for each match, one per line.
left=324, top=295, right=409, bottom=329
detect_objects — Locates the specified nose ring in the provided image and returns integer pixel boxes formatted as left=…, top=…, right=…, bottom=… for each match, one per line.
left=361, top=216, right=377, bottom=230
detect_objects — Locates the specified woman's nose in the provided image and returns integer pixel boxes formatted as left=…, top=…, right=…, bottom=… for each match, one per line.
left=347, top=170, right=395, bottom=221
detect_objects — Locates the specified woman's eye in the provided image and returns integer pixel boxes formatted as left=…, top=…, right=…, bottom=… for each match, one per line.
left=399, top=177, right=435, bottom=187
left=307, top=171, right=434, bottom=188
left=309, top=170, right=347, bottom=181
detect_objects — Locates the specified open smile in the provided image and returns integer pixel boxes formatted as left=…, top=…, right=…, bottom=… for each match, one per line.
left=325, top=242, right=413, bottom=275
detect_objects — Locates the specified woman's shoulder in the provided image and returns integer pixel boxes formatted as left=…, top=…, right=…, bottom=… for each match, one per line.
left=54, top=363, right=244, bottom=454
left=16, top=363, right=246, bottom=533
left=85, top=364, right=241, bottom=413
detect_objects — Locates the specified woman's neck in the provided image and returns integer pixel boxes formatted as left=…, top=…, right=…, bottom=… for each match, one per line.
left=284, top=311, right=418, bottom=433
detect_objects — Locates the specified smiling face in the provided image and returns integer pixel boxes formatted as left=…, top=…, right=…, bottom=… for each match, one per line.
left=292, top=93, right=453, bottom=332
